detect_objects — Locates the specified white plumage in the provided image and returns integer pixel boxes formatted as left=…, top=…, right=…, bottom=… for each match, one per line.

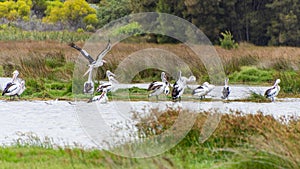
left=88, top=88, right=108, bottom=103
left=172, top=71, right=196, bottom=101
left=2, top=70, right=25, bottom=100
left=264, top=79, right=280, bottom=102
left=69, top=40, right=111, bottom=94
left=148, top=72, right=170, bottom=100
left=221, top=78, right=230, bottom=99
left=192, top=82, right=215, bottom=99
left=96, top=70, right=119, bottom=93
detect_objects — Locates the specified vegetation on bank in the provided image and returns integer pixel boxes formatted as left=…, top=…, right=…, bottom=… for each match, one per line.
left=1, top=110, right=299, bottom=168
left=0, top=38, right=300, bottom=100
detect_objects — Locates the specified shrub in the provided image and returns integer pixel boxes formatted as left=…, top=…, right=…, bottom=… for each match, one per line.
left=219, top=31, right=238, bottom=50
left=229, top=66, right=274, bottom=83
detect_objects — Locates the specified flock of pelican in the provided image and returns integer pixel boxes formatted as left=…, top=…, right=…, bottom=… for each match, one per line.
left=68, top=41, right=281, bottom=103
left=0, top=41, right=281, bottom=102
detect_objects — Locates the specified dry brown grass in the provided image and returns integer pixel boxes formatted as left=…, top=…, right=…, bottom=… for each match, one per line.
left=1, top=41, right=300, bottom=80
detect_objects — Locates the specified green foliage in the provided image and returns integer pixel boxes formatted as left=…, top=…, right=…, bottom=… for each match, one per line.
left=0, top=25, right=90, bottom=42
left=219, top=31, right=238, bottom=49
left=276, top=71, right=300, bottom=93
left=112, top=21, right=142, bottom=36
left=97, top=0, right=131, bottom=27
left=229, top=66, right=274, bottom=83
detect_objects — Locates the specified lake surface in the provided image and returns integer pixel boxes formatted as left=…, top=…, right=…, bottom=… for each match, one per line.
left=1, top=77, right=299, bottom=149
left=1, top=97, right=299, bottom=149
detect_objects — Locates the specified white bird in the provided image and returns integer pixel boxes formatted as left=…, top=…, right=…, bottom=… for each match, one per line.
left=192, top=85, right=209, bottom=99
left=172, top=71, right=196, bottom=101
left=69, top=40, right=111, bottom=94
left=2, top=70, right=25, bottom=100
left=88, top=88, right=108, bottom=103
left=83, top=68, right=94, bottom=94
left=148, top=72, right=170, bottom=100
left=96, top=70, right=119, bottom=93
left=264, top=79, right=280, bottom=102
left=221, top=78, right=230, bottom=99
left=192, top=82, right=215, bottom=99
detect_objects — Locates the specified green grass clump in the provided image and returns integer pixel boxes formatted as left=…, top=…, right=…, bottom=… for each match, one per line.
left=0, top=26, right=90, bottom=43
left=229, top=66, right=274, bottom=84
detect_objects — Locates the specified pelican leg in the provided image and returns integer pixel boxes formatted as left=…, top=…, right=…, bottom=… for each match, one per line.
left=156, top=95, right=158, bottom=101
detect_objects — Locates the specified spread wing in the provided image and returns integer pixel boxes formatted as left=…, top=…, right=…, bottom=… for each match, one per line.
left=95, top=40, right=111, bottom=64
left=69, top=43, right=95, bottom=64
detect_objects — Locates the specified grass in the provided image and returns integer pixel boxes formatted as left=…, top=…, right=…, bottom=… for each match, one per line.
left=1, top=109, right=299, bottom=168
left=0, top=39, right=300, bottom=99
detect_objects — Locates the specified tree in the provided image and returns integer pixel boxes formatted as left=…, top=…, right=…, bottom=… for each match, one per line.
left=43, top=0, right=98, bottom=29
left=0, top=0, right=32, bottom=21
left=97, top=0, right=132, bottom=28
left=266, top=0, right=300, bottom=46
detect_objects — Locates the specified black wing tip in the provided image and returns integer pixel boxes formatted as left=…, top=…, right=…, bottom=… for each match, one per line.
left=68, top=42, right=75, bottom=47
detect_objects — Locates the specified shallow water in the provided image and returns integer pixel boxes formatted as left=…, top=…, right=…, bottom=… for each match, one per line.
left=0, top=97, right=299, bottom=149
left=1, top=79, right=299, bottom=148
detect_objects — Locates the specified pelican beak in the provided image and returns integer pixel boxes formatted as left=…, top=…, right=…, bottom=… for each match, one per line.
left=83, top=69, right=91, bottom=77
left=102, top=60, right=107, bottom=63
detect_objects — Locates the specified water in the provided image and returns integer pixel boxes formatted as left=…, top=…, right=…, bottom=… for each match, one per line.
left=0, top=81, right=299, bottom=148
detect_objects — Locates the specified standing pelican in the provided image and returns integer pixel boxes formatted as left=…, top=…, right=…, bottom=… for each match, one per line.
left=221, top=78, right=230, bottom=99
left=192, top=85, right=209, bottom=99
left=172, top=71, right=196, bottom=101
left=83, top=68, right=94, bottom=94
left=192, top=82, right=215, bottom=99
left=264, top=79, right=280, bottom=102
left=88, top=88, right=108, bottom=103
left=96, top=70, right=119, bottom=93
left=2, top=70, right=24, bottom=100
left=148, top=72, right=170, bottom=100
left=69, top=40, right=111, bottom=94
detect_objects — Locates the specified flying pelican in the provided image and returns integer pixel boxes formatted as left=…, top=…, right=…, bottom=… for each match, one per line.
left=148, top=72, right=170, bottom=100
left=2, top=70, right=24, bottom=100
left=69, top=40, right=111, bottom=94
left=96, top=70, right=119, bottom=93
left=264, top=79, right=280, bottom=102
left=221, top=78, right=230, bottom=99
left=172, top=71, right=196, bottom=101
left=88, top=88, right=108, bottom=103
left=192, top=82, right=215, bottom=99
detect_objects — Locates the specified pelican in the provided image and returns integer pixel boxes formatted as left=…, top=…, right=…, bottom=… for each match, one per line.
left=264, top=79, right=280, bottom=102
left=192, top=85, right=209, bottom=99
left=83, top=68, right=94, bottom=94
left=88, top=88, right=108, bottom=103
left=192, top=82, right=215, bottom=99
left=96, top=70, right=119, bottom=93
left=69, top=40, right=111, bottom=94
left=172, top=71, right=196, bottom=101
left=221, top=78, right=230, bottom=99
left=148, top=72, right=170, bottom=100
left=2, top=70, right=24, bottom=100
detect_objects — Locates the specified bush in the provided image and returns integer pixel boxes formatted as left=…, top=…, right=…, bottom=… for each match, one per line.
left=219, top=31, right=238, bottom=49
left=229, top=66, right=274, bottom=83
